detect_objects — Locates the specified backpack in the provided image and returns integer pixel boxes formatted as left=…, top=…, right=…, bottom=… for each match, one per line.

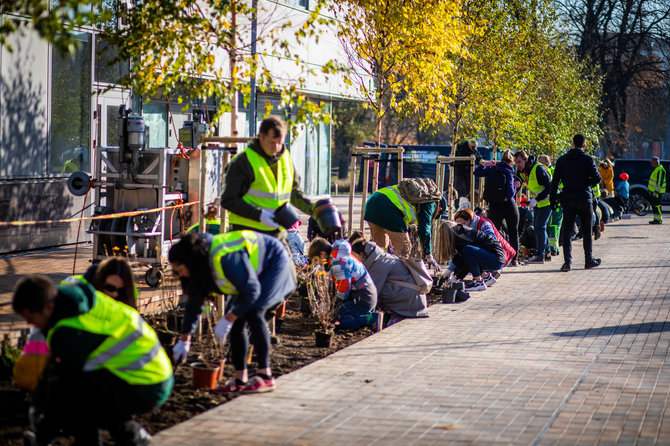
left=483, top=169, right=508, bottom=204
left=388, top=257, right=433, bottom=294
left=397, top=178, right=442, bottom=204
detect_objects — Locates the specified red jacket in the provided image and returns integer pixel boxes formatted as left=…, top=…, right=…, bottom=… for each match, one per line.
left=477, top=216, right=516, bottom=266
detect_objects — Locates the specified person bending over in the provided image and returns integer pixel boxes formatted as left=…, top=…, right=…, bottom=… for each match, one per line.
left=169, top=231, right=296, bottom=394
left=14, top=276, right=173, bottom=446
left=308, top=238, right=382, bottom=332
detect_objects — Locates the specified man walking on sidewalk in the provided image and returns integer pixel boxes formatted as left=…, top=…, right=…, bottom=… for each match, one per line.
left=648, top=156, right=666, bottom=224
left=550, top=134, right=602, bottom=271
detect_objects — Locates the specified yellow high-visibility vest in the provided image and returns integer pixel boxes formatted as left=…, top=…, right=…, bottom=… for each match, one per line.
left=209, top=231, right=261, bottom=295
left=228, top=148, right=294, bottom=231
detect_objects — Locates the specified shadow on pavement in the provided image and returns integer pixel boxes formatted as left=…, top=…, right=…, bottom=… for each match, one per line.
left=553, top=321, right=670, bottom=337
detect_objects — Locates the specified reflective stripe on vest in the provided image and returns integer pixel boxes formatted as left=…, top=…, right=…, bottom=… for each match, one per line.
left=209, top=231, right=262, bottom=295
left=228, top=148, right=294, bottom=231
left=377, top=186, right=416, bottom=226
left=528, top=163, right=550, bottom=208
left=649, top=165, right=667, bottom=193
left=47, top=292, right=171, bottom=385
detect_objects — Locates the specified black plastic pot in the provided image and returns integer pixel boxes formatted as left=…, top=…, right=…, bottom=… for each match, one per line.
left=313, top=198, right=342, bottom=236
left=442, top=289, right=457, bottom=303
left=314, top=329, right=333, bottom=348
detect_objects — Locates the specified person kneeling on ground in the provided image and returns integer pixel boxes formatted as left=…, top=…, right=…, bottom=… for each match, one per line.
left=453, top=208, right=516, bottom=287
left=350, top=237, right=428, bottom=327
left=169, top=231, right=296, bottom=394
left=436, top=220, right=505, bottom=292
left=308, top=238, right=382, bottom=332
left=14, top=275, right=173, bottom=446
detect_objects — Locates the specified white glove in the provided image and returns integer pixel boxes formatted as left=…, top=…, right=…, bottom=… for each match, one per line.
left=173, top=340, right=190, bottom=364
left=529, top=198, right=537, bottom=209
left=214, top=317, right=233, bottom=343
left=260, top=210, right=281, bottom=229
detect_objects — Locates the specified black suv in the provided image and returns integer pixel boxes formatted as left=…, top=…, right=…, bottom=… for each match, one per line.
left=612, top=159, right=670, bottom=204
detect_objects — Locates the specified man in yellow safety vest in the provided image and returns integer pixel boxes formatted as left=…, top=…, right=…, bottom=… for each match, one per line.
left=514, top=150, right=553, bottom=264
left=13, top=275, right=173, bottom=446
left=221, top=116, right=315, bottom=236
left=648, top=156, right=666, bottom=224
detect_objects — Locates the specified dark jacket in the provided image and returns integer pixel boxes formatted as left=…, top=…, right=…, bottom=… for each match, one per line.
left=450, top=224, right=505, bottom=265
left=550, top=149, right=601, bottom=205
left=220, top=139, right=314, bottom=233
left=474, top=162, right=517, bottom=200
left=454, top=141, right=482, bottom=178
left=520, top=156, right=552, bottom=202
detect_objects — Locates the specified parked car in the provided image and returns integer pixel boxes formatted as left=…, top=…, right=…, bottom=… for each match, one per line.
left=612, top=159, right=670, bottom=205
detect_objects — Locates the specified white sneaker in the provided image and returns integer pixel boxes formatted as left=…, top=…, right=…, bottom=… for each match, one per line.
left=484, top=275, right=497, bottom=287
left=465, top=280, right=487, bottom=291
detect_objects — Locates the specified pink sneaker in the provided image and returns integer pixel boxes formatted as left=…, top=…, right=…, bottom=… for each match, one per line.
left=241, top=375, right=276, bottom=394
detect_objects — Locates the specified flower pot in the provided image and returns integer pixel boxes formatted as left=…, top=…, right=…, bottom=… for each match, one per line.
left=276, top=301, right=287, bottom=318
left=442, top=289, right=457, bottom=304
left=190, top=362, right=220, bottom=389
left=314, top=330, right=333, bottom=348
left=206, top=359, right=226, bottom=382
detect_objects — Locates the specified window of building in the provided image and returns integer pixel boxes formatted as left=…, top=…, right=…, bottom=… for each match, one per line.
left=50, top=32, right=92, bottom=173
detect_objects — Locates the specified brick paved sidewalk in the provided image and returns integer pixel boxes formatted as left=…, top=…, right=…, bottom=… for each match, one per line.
left=152, top=215, right=670, bottom=445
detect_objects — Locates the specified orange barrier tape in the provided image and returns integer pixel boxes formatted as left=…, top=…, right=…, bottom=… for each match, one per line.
left=0, top=201, right=200, bottom=227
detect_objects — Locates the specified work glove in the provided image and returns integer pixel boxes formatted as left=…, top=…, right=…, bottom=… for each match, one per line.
left=173, top=340, right=190, bottom=364
left=260, top=210, right=281, bottom=229
left=653, top=192, right=660, bottom=198
left=482, top=160, right=496, bottom=167
left=424, top=254, right=441, bottom=273
left=514, top=180, right=521, bottom=189
left=529, top=198, right=537, bottom=209
left=214, top=317, right=233, bottom=344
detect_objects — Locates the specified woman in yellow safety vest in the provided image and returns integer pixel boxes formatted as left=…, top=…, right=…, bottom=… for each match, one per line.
left=169, top=230, right=296, bottom=394
left=12, top=275, right=173, bottom=445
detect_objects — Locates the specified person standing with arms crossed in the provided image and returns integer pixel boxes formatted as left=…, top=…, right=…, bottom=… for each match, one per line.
left=648, top=156, right=666, bottom=224
left=550, top=134, right=602, bottom=272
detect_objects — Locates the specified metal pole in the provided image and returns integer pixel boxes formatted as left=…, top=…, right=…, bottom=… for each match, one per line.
left=199, top=149, right=207, bottom=232
left=397, top=148, right=404, bottom=182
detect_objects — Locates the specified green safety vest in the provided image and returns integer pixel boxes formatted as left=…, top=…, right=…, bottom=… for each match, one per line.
left=528, top=163, right=551, bottom=208
left=186, top=219, right=221, bottom=235
left=228, top=148, right=294, bottom=231
left=649, top=165, right=667, bottom=194
left=209, top=231, right=261, bottom=295
left=47, top=290, right=172, bottom=385
left=377, top=185, right=417, bottom=226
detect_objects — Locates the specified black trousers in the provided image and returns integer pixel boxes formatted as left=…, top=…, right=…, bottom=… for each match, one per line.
left=488, top=199, right=519, bottom=261
left=561, top=200, right=595, bottom=266
left=32, top=367, right=170, bottom=445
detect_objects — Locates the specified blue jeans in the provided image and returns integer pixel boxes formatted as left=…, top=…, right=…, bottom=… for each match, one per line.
left=533, top=206, right=552, bottom=255
left=450, top=245, right=504, bottom=278
left=337, top=300, right=374, bottom=330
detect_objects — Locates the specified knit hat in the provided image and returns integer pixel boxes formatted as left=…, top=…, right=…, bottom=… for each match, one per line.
left=619, top=173, right=629, bottom=181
